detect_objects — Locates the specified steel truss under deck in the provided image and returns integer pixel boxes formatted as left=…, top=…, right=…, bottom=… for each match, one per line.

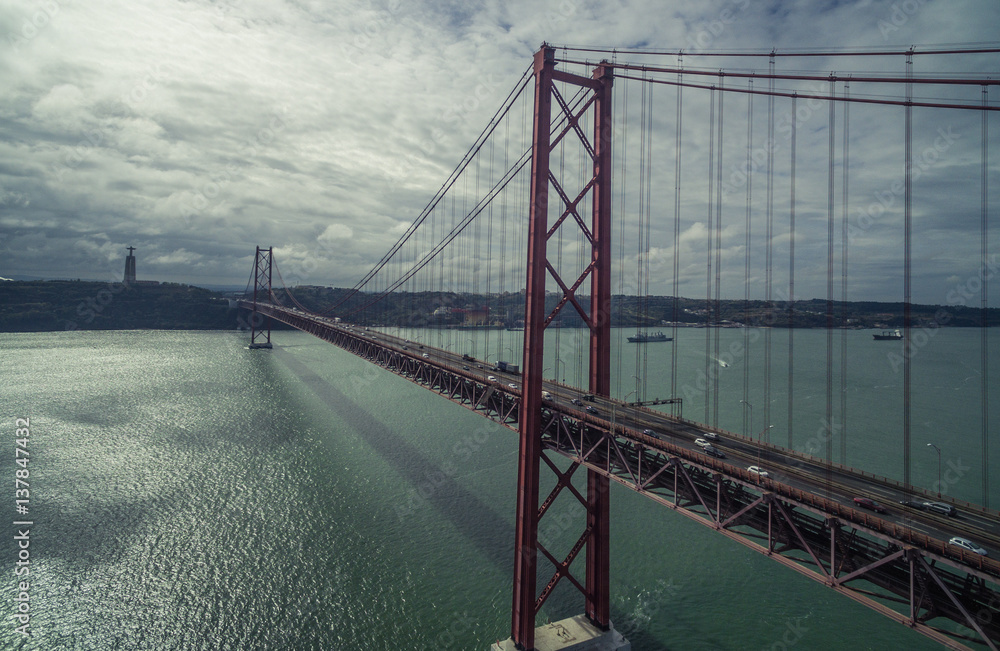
left=538, top=413, right=1000, bottom=651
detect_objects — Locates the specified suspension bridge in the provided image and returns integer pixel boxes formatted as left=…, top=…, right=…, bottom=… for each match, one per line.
left=239, top=44, right=999, bottom=650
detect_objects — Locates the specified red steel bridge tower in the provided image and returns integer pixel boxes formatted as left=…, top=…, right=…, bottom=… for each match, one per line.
left=500, top=45, right=626, bottom=651
left=249, top=245, right=273, bottom=350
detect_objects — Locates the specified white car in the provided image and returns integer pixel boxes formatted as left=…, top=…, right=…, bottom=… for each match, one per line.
left=508, top=383, right=519, bottom=390
left=703, top=432, right=719, bottom=441
left=948, top=537, right=988, bottom=556
left=487, top=375, right=498, bottom=382
left=694, top=438, right=710, bottom=448
left=747, top=466, right=769, bottom=478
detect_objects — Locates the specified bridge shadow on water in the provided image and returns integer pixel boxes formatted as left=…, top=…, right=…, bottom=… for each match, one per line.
left=273, top=347, right=604, bottom=623
left=273, top=345, right=673, bottom=648
left=273, top=346, right=516, bottom=561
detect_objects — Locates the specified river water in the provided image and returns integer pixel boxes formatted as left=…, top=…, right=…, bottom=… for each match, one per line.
left=2, top=328, right=995, bottom=649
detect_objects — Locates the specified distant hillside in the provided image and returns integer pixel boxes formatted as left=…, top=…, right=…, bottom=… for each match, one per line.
left=268, top=285, right=999, bottom=329
left=0, top=280, right=241, bottom=332
left=1, top=280, right=996, bottom=333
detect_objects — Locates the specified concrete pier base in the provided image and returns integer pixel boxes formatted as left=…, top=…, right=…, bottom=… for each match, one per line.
left=491, top=615, right=630, bottom=651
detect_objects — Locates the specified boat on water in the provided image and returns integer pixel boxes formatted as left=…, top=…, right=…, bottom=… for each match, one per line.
left=627, top=331, right=671, bottom=343
left=873, top=329, right=903, bottom=340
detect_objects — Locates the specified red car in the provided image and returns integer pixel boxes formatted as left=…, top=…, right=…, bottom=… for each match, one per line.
left=853, top=497, right=887, bottom=513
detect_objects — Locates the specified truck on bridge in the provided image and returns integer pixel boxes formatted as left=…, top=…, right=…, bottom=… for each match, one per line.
left=495, top=360, right=519, bottom=375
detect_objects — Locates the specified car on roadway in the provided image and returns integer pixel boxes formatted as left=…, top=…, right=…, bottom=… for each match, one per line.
left=898, top=500, right=926, bottom=510
left=462, top=365, right=470, bottom=371
left=487, top=375, right=498, bottom=382
left=948, top=537, right=988, bottom=556
left=694, top=438, right=710, bottom=448
left=643, top=429, right=656, bottom=437
left=853, top=497, right=887, bottom=513
left=923, top=501, right=958, bottom=517
left=422, top=353, right=429, bottom=358
left=585, top=406, right=599, bottom=415
left=703, top=445, right=726, bottom=458
left=508, top=383, right=519, bottom=390
left=703, top=432, right=719, bottom=441
left=747, top=465, right=769, bottom=478
left=571, top=398, right=583, bottom=406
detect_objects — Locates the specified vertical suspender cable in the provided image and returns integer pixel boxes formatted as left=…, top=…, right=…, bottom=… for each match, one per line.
left=826, top=76, right=836, bottom=466
left=643, top=73, right=653, bottom=402
left=713, top=73, right=725, bottom=428
left=419, top=207, right=425, bottom=331
left=636, top=74, right=647, bottom=397
left=459, top=175, right=466, bottom=305
left=428, top=204, right=434, bottom=341
left=448, top=195, right=462, bottom=350
left=445, top=188, right=451, bottom=347
left=472, top=159, right=480, bottom=357
left=576, top=87, right=590, bottom=390
left=451, top=192, right=457, bottom=351
left=903, top=50, right=913, bottom=491
left=705, top=86, right=716, bottom=424
left=765, top=54, right=775, bottom=435
left=788, top=94, right=797, bottom=449
left=617, top=78, right=629, bottom=397
left=672, top=57, right=683, bottom=414
left=471, top=159, right=478, bottom=295
left=555, top=132, right=565, bottom=381
left=430, top=206, right=435, bottom=338
left=982, top=84, right=991, bottom=508
left=841, top=80, right=850, bottom=465
left=406, top=208, right=411, bottom=337
left=437, top=196, right=443, bottom=347
left=577, top=127, right=586, bottom=389
left=499, top=105, right=510, bottom=360
left=743, top=78, right=754, bottom=438
left=519, top=88, right=527, bottom=355
left=485, top=137, right=495, bottom=360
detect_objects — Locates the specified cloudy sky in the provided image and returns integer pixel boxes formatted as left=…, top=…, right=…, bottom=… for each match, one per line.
left=0, top=0, right=997, bottom=304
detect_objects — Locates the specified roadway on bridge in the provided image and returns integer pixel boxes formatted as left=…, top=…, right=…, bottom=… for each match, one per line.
left=291, top=310, right=1000, bottom=565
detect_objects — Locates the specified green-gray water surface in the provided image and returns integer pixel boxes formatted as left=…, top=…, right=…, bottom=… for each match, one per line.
left=2, top=328, right=996, bottom=649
